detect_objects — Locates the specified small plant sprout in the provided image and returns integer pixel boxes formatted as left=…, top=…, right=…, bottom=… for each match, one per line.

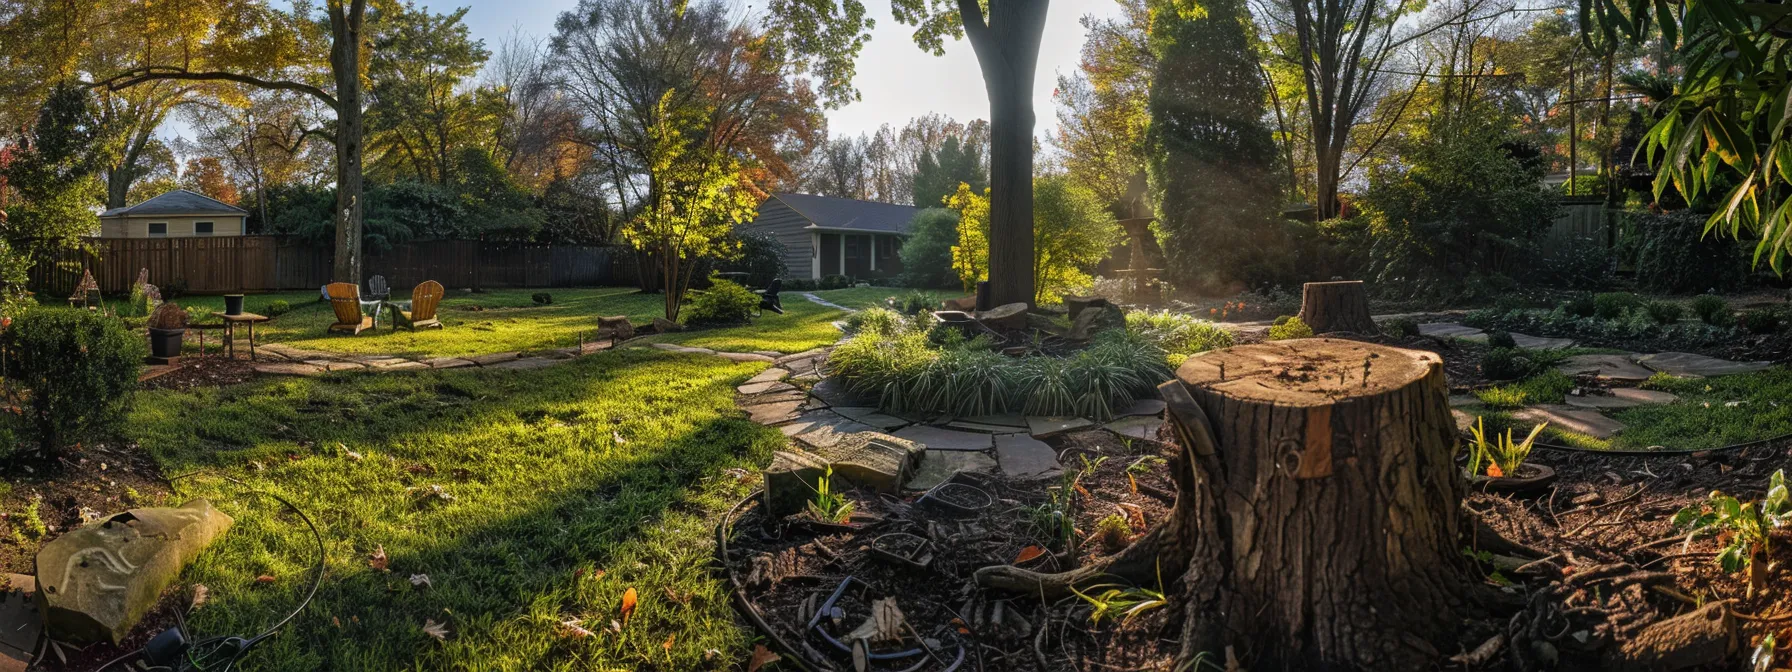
left=1672, top=470, right=1791, bottom=595
left=1070, top=563, right=1170, bottom=625
left=804, top=466, right=855, bottom=524
left=1466, top=417, right=1545, bottom=478
left=1092, top=514, right=1133, bottom=552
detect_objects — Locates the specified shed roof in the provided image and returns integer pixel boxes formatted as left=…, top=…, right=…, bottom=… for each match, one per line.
left=101, top=189, right=248, bottom=217
left=769, top=192, right=919, bottom=234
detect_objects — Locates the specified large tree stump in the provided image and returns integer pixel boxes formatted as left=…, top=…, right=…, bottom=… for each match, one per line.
left=976, top=339, right=1471, bottom=670
left=1297, top=280, right=1378, bottom=334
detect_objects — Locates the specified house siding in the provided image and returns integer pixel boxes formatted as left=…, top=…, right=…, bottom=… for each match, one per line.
left=99, top=215, right=246, bottom=239
left=739, top=198, right=818, bottom=279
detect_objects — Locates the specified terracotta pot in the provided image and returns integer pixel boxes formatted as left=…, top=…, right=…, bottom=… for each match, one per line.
left=1470, top=463, right=1557, bottom=494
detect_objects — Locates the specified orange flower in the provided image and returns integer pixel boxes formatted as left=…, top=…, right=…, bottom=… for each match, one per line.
left=1486, top=464, right=1505, bottom=478
left=1209, top=308, right=1218, bottom=316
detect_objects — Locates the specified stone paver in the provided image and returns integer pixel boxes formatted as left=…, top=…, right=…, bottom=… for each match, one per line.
left=361, top=357, right=413, bottom=368
left=468, top=351, right=523, bottom=366
left=995, top=434, right=1061, bottom=480
left=1561, top=388, right=1679, bottom=410
left=831, top=407, right=912, bottom=431
left=489, top=357, right=563, bottom=370
left=738, top=381, right=797, bottom=395
left=1448, top=394, right=1481, bottom=408
left=745, top=368, right=790, bottom=384
left=809, top=433, right=924, bottom=493
left=1117, top=399, right=1166, bottom=417
left=743, top=400, right=805, bottom=425
left=384, top=361, right=429, bottom=371
left=1556, top=354, right=1653, bottom=382
left=253, top=362, right=325, bottom=376
left=958, top=413, right=1028, bottom=428
left=784, top=414, right=881, bottom=450
left=946, top=420, right=1027, bottom=434
left=1419, top=323, right=1485, bottom=339
left=890, top=425, right=994, bottom=451
left=775, top=348, right=831, bottom=366
left=808, top=377, right=867, bottom=407
left=308, top=360, right=365, bottom=372
left=1513, top=405, right=1625, bottom=439
left=1106, top=416, right=1163, bottom=441
left=1451, top=409, right=1476, bottom=432
left=1610, top=388, right=1679, bottom=405
left=1027, top=416, right=1093, bottom=438
left=716, top=351, right=776, bottom=363
left=905, top=451, right=997, bottom=490
left=1636, top=352, right=1773, bottom=378
left=1511, top=333, right=1575, bottom=350
left=424, top=357, right=476, bottom=369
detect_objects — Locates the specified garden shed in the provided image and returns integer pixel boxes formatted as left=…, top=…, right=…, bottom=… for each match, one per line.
left=98, top=189, right=248, bottom=239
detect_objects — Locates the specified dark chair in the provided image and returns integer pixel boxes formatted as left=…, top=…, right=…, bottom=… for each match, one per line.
left=756, top=278, right=784, bottom=316
left=367, top=274, right=390, bottom=302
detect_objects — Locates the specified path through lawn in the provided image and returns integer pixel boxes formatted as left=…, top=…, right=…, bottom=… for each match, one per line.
left=131, top=346, right=782, bottom=670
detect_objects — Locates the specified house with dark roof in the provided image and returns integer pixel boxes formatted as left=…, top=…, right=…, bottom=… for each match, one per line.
left=99, top=189, right=249, bottom=239
left=740, top=193, right=919, bottom=280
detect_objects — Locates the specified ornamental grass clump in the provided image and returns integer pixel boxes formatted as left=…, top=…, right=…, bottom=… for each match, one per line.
left=1124, top=310, right=1234, bottom=358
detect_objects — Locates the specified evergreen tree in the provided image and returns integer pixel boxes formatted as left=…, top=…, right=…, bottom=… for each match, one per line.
left=911, top=135, right=987, bottom=207
left=1146, top=0, right=1286, bottom=293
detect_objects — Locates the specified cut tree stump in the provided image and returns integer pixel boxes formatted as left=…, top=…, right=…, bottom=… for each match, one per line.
left=975, top=338, right=1471, bottom=670
left=1297, top=280, right=1378, bottom=334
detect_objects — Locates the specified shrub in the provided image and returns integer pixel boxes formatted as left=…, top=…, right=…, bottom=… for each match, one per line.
left=720, top=232, right=788, bottom=288
left=1690, top=295, right=1732, bottom=326
left=1642, top=300, right=1683, bottom=325
left=1480, top=347, right=1536, bottom=381
left=1125, top=310, right=1234, bottom=357
left=783, top=278, right=818, bottom=292
left=898, top=208, right=961, bottom=289
left=1630, top=210, right=1748, bottom=294
left=185, top=306, right=219, bottom=327
left=1562, top=295, right=1597, bottom=318
left=1740, top=308, right=1783, bottom=335
left=531, top=292, right=553, bottom=306
left=820, top=275, right=852, bottom=290
left=1485, top=330, right=1517, bottom=349
left=890, top=291, right=940, bottom=316
left=1380, top=317, right=1420, bottom=338
left=147, top=302, right=187, bottom=330
left=1268, top=316, right=1314, bottom=340
left=1593, top=292, right=1643, bottom=320
left=264, top=300, right=291, bottom=317
left=844, top=307, right=907, bottom=336
left=681, top=278, right=759, bottom=326
left=1, top=308, right=145, bottom=459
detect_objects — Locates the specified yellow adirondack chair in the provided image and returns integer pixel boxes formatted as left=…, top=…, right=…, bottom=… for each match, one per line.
left=391, top=280, right=445, bottom=331
left=327, top=283, right=375, bottom=335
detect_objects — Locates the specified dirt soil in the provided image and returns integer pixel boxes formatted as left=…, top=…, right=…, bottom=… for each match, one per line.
left=141, top=356, right=258, bottom=392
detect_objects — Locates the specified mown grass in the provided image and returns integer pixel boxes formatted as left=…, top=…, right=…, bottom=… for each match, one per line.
left=165, top=286, right=921, bottom=359
left=129, top=348, right=780, bottom=670
left=1470, top=366, right=1792, bottom=451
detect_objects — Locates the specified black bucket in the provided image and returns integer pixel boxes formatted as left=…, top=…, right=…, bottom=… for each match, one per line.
left=223, top=294, right=245, bottom=316
left=147, top=328, right=183, bottom=358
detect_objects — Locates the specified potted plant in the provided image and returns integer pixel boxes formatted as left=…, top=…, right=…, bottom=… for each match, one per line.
left=1465, top=417, right=1554, bottom=493
left=146, top=302, right=188, bottom=359
left=223, top=294, right=245, bottom=316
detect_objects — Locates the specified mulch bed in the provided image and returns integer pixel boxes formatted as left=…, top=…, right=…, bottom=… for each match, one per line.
left=140, top=356, right=258, bottom=392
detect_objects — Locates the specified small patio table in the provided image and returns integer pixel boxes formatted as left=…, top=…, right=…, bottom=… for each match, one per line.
left=215, top=312, right=271, bottom=361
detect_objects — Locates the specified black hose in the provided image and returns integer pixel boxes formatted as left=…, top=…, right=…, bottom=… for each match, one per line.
left=715, top=490, right=823, bottom=672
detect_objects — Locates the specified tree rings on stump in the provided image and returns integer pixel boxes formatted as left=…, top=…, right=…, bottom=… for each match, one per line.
left=1296, top=280, right=1378, bottom=334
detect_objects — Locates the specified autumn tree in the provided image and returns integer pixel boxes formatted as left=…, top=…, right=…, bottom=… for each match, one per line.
left=1053, top=0, right=1153, bottom=218
left=1031, top=174, right=1119, bottom=302
left=180, top=157, right=241, bottom=205
left=628, top=94, right=758, bottom=321
left=945, top=182, right=991, bottom=291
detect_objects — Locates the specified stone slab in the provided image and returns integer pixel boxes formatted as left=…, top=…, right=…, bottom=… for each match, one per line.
left=738, top=381, right=797, bottom=396
left=1513, top=405, right=1626, bottom=439
left=1636, top=352, right=1773, bottom=378
left=945, top=421, right=1027, bottom=434
left=360, top=357, right=412, bottom=368
left=905, top=451, right=997, bottom=491
left=810, top=433, right=924, bottom=493
left=1026, top=416, right=1094, bottom=439
left=775, top=348, right=831, bottom=366
left=423, top=357, right=476, bottom=369
left=1116, top=399, right=1166, bottom=417
left=995, top=434, right=1062, bottom=480
left=890, top=425, right=994, bottom=452
left=1611, top=388, right=1680, bottom=405
left=808, top=377, right=869, bottom=407
left=1106, top=416, right=1164, bottom=442
left=37, top=500, right=233, bottom=644
left=763, top=451, right=834, bottom=518
left=253, top=362, right=325, bottom=376
left=1564, top=394, right=1643, bottom=410
left=1556, top=354, right=1653, bottom=382
left=958, top=413, right=1028, bottom=428
left=745, top=368, right=790, bottom=384
left=1511, top=333, right=1576, bottom=350
left=307, top=360, right=365, bottom=372
left=1418, top=323, right=1485, bottom=339
left=0, top=573, right=40, bottom=670
left=1448, top=394, right=1481, bottom=408
left=1451, top=409, right=1477, bottom=433
left=716, top=352, right=777, bottom=363
left=784, top=414, right=881, bottom=450
left=831, top=407, right=912, bottom=431
left=743, top=400, right=805, bottom=425
left=468, top=351, right=523, bottom=366
left=384, top=361, right=429, bottom=371
left=489, top=357, right=563, bottom=370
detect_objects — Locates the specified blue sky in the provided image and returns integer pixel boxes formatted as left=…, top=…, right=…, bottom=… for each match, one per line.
left=458, top=0, right=1128, bottom=140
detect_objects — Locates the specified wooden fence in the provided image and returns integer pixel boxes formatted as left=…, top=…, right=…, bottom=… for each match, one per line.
left=1545, top=198, right=1611, bottom=249
left=27, top=236, right=624, bottom=297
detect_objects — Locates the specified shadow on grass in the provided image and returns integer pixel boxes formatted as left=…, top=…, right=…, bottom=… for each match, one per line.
left=128, top=349, right=778, bottom=670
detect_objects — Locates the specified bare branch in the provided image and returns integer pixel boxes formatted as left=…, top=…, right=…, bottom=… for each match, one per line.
left=93, top=67, right=339, bottom=110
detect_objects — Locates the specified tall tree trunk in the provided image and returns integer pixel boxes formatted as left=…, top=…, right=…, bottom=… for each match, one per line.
left=977, top=339, right=1474, bottom=670
left=961, top=0, right=1049, bottom=307
left=106, top=123, right=158, bottom=209
left=329, top=1, right=368, bottom=285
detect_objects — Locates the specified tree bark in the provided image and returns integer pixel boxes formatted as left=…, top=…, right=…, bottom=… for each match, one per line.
left=1297, top=280, right=1377, bottom=334
left=960, top=0, right=1048, bottom=308
left=328, top=0, right=368, bottom=285
left=977, top=339, right=1471, bottom=670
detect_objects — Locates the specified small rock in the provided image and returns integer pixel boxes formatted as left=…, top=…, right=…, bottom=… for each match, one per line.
left=995, top=435, right=1061, bottom=480
left=37, top=500, right=233, bottom=644
left=652, top=317, right=685, bottom=333
left=1026, top=416, right=1093, bottom=439
left=763, top=452, right=835, bottom=518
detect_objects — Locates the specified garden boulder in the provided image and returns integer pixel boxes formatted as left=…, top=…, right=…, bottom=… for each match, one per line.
left=596, top=316, right=635, bottom=342
left=764, top=451, right=836, bottom=517
left=36, top=499, right=233, bottom=644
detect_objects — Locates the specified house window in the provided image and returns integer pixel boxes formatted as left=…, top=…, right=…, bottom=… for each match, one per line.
left=194, top=222, right=215, bottom=237
left=148, top=222, right=168, bottom=237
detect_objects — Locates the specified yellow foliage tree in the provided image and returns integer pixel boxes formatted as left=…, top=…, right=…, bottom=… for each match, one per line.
left=945, top=182, right=990, bottom=292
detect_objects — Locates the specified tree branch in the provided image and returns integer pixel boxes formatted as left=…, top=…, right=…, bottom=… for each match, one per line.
left=94, top=67, right=339, bottom=111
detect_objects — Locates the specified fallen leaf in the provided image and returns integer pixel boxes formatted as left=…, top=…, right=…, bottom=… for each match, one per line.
left=663, top=634, right=676, bottom=651
left=558, top=618, right=595, bottom=639
left=345, top=450, right=363, bottom=462
left=332, top=616, right=342, bottom=629
left=620, top=587, right=638, bottom=625
left=422, top=618, right=450, bottom=641
left=189, top=584, right=209, bottom=611
left=747, top=644, right=782, bottom=672
left=663, top=586, right=691, bottom=606
left=591, top=569, right=606, bottom=580
left=608, top=619, right=623, bottom=633
left=1014, top=546, right=1045, bottom=564
left=369, top=546, right=390, bottom=572
left=255, top=575, right=277, bottom=585
left=1486, top=464, right=1505, bottom=478
left=410, top=574, right=432, bottom=588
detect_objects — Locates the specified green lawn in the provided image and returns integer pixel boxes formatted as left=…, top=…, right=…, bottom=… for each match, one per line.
left=1468, top=367, right=1792, bottom=451
left=166, top=286, right=941, bottom=359
left=132, top=348, right=781, bottom=670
